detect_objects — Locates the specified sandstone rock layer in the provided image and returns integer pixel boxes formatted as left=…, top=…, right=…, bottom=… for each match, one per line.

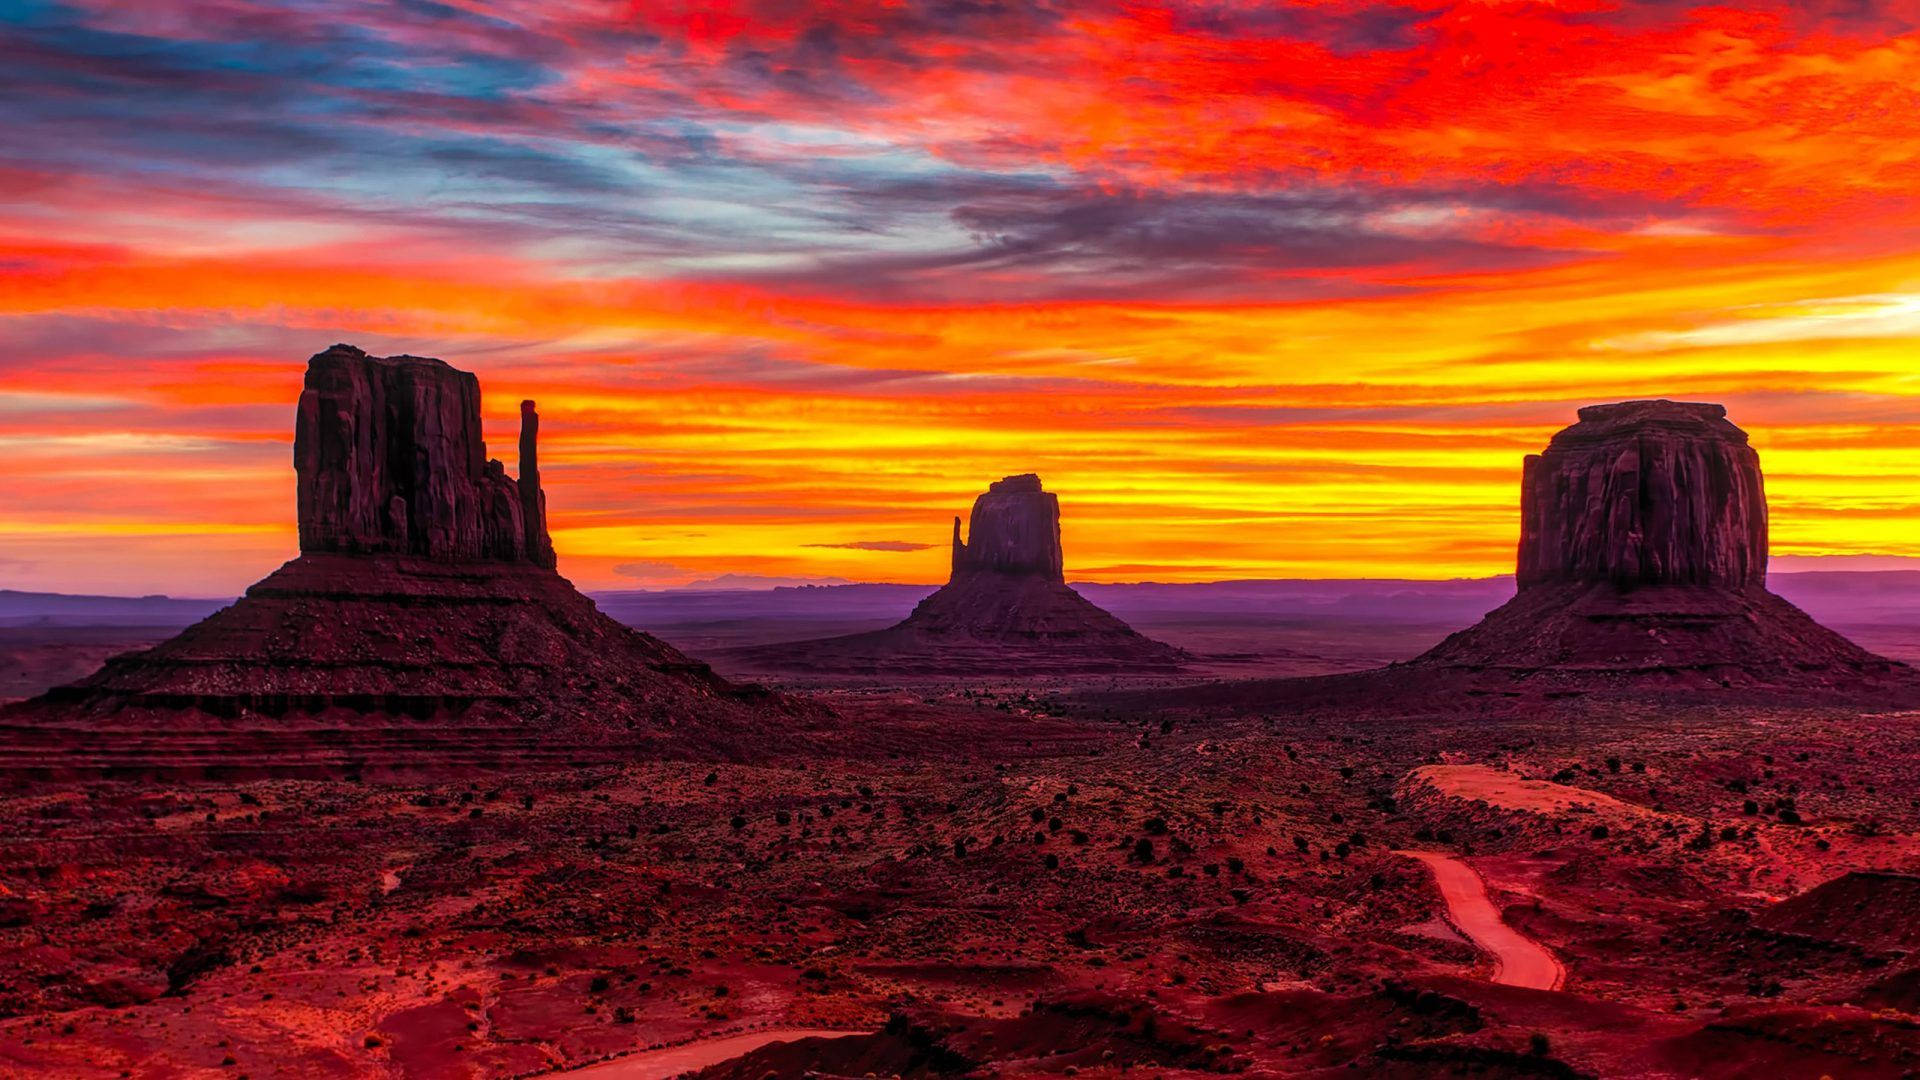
left=296, top=345, right=554, bottom=568
left=1517, top=401, right=1765, bottom=589
left=1421, top=399, right=1891, bottom=687
left=951, top=473, right=1065, bottom=580
left=1, top=346, right=796, bottom=779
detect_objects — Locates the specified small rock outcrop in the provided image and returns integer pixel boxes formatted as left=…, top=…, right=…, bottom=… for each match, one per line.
left=0, top=346, right=796, bottom=779
left=726, top=475, right=1187, bottom=678
left=1516, top=401, right=1765, bottom=590
left=1756, top=872, right=1920, bottom=950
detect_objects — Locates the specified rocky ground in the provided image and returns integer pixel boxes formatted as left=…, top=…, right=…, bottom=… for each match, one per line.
left=5, top=682, right=1920, bottom=1078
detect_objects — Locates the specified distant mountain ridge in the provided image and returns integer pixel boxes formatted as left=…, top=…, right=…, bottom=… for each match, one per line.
left=0, top=590, right=229, bottom=627
left=9, top=570, right=1920, bottom=631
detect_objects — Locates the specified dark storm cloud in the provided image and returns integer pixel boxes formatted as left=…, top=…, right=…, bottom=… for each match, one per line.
left=1162, top=2, right=1428, bottom=55
left=718, top=172, right=1696, bottom=303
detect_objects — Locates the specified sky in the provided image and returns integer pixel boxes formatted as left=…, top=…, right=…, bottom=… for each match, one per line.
left=4, top=0, right=1920, bottom=595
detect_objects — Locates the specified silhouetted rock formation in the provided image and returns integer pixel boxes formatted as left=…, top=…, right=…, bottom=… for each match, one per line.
left=1094, top=400, right=1912, bottom=715
left=295, top=345, right=554, bottom=567
left=0, top=346, right=799, bottom=779
left=1517, top=401, right=1765, bottom=589
left=951, top=473, right=1064, bottom=580
left=724, top=475, right=1187, bottom=679
left=518, top=399, right=555, bottom=569
left=1416, top=399, right=1891, bottom=683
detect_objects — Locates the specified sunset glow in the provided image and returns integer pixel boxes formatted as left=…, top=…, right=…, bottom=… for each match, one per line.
left=5, top=0, right=1920, bottom=594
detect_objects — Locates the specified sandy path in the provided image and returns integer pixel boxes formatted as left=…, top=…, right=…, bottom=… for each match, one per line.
left=558, top=1028, right=868, bottom=1079
left=1400, top=850, right=1565, bottom=991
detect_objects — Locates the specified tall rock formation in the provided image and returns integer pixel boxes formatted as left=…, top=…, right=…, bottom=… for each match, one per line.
left=290, top=345, right=556, bottom=569
left=950, top=474, right=1065, bottom=580
left=518, top=399, right=556, bottom=569
left=1414, top=399, right=1896, bottom=688
left=295, top=345, right=534, bottom=563
left=0, top=346, right=795, bottom=779
left=1516, top=401, right=1766, bottom=590
left=728, top=474, right=1187, bottom=678
left=1100, top=400, right=1911, bottom=717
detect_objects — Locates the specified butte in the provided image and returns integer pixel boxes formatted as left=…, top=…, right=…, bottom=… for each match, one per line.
left=0, top=345, right=796, bottom=780
left=1103, top=400, right=1916, bottom=714
left=729, top=474, right=1188, bottom=678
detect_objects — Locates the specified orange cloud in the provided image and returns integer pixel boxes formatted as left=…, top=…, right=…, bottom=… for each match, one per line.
left=2, top=1, right=1919, bottom=594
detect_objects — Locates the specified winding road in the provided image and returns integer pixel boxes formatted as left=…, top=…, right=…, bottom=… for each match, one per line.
left=1401, top=850, right=1566, bottom=991
left=559, top=1028, right=869, bottom=1079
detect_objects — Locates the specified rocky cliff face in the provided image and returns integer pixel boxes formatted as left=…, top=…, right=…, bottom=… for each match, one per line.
left=1516, top=400, right=1766, bottom=590
left=951, top=473, right=1064, bottom=581
left=294, top=344, right=554, bottom=567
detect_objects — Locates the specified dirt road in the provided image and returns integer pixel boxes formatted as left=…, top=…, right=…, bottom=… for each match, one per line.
left=1401, top=850, right=1565, bottom=991
left=559, top=1028, right=867, bottom=1079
